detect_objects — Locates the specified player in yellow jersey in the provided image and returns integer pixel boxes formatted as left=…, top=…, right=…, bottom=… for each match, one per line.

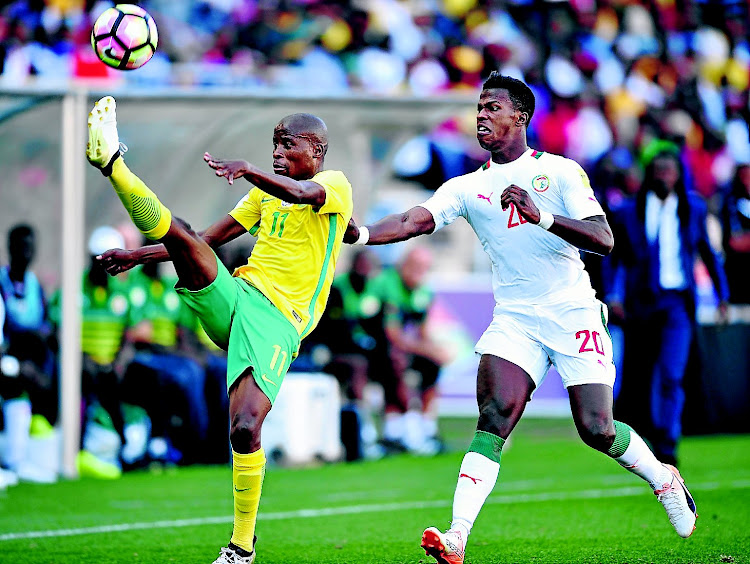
left=86, top=97, right=353, bottom=564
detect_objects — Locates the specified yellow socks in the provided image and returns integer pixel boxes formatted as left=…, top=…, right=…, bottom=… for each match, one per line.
left=230, top=448, right=266, bottom=553
left=109, top=158, right=172, bottom=241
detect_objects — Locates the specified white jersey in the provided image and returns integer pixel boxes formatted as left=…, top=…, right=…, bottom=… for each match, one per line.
left=420, top=148, right=605, bottom=307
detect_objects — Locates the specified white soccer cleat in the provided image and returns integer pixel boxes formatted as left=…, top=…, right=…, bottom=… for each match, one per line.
left=86, top=96, right=127, bottom=175
left=421, top=526, right=465, bottom=564
left=655, top=464, right=697, bottom=538
left=211, top=544, right=255, bottom=564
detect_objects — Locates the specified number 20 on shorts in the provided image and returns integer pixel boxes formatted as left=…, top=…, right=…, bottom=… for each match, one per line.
left=576, top=329, right=605, bottom=355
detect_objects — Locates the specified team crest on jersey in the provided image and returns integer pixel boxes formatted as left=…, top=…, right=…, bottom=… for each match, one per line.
left=532, top=175, right=550, bottom=193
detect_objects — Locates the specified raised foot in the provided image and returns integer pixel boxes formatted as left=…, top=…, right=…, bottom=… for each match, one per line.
left=86, top=96, right=126, bottom=176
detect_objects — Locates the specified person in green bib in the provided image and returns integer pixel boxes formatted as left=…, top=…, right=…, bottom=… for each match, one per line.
left=325, top=249, right=387, bottom=395
left=370, top=246, right=448, bottom=454
left=303, top=248, right=388, bottom=460
left=123, top=258, right=209, bottom=465
left=49, top=226, right=136, bottom=478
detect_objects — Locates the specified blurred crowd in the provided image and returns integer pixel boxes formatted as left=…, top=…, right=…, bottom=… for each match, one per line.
left=2, top=0, right=748, bottom=199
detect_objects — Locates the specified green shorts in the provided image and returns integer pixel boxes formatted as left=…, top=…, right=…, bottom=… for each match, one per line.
left=176, top=253, right=300, bottom=404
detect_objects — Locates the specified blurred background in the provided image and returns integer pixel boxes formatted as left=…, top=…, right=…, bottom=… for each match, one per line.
left=0, top=0, right=748, bottom=484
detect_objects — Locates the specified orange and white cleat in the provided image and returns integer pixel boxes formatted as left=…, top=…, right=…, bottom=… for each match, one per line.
left=421, top=526, right=465, bottom=564
left=655, top=464, right=697, bottom=538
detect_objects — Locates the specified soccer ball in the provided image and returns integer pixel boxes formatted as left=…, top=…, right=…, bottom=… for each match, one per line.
left=91, top=4, right=158, bottom=71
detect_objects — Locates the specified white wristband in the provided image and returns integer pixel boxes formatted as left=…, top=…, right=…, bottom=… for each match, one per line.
left=537, top=211, right=554, bottom=230
left=354, top=225, right=370, bottom=245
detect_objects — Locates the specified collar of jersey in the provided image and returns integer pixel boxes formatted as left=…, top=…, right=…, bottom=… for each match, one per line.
left=483, top=148, right=535, bottom=170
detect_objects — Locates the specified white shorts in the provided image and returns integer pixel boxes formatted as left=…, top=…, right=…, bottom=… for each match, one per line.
left=475, top=298, right=616, bottom=389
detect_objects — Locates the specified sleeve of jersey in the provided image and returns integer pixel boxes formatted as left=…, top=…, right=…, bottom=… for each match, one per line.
left=418, top=179, right=466, bottom=231
left=559, top=160, right=605, bottom=220
left=313, top=170, right=353, bottom=217
left=228, top=189, right=262, bottom=232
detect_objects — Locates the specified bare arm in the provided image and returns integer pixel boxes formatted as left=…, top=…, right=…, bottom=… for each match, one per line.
left=500, top=185, right=614, bottom=255
left=346, top=206, right=436, bottom=245
left=204, top=153, right=326, bottom=206
left=97, top=215, right=247, bottom=275
left=547, top=215, right=614, bottom=255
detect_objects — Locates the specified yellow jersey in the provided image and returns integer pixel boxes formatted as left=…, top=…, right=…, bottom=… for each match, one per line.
left=229, top=169, right=353, bottom=339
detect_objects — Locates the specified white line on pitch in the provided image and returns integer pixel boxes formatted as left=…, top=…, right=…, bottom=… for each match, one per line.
left=1, top=479, right=748, bottom=542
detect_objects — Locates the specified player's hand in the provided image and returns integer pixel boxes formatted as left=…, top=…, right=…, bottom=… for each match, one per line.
left=343, top=218, right=360, bottom=244
left=96, top=248, right=138, bottom=275
left=203, top=152, right=251, bottom=186
left=501, top=184, right=541, bottom=224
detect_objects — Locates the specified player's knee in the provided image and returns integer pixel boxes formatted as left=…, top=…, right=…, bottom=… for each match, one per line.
left=577, top=412, right=615, bottom=452
left=173, top=216, right=194, bottom=233
left=230, top=411, right=263, bottom=453
left=168, top=216, right=203, bottom=244
left=477, top=396, right=522, bottom=435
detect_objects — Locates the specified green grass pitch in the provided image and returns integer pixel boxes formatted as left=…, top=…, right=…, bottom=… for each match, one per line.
left=1, top=418, right=748, bottom=563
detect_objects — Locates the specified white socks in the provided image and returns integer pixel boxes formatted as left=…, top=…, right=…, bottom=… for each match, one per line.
left=422, top=416, right=438, bottom=440
left=615, top=429, right=672, bottom=490
left=2, top=398, right=31, bottom=470
left=450, top=452, right=500, bottom=539
left=383, top=411, right=438, bottom=451
left=383, top=412, right=405, bottom=443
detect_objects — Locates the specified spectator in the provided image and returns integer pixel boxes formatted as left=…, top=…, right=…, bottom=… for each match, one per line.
left=0, top=223, right=57, bottom=483
left=123, top=257, right=209, bottom=465
left=606, top=142, right=729, bottom=467
left=49, top=226, right=134, bottom=479
left=0, top=224, right=57, bottom=426
left=303, top=248, right=387, bottom=460
left=372, top=246, right=449, bottom=455
left=720, top=164, right=750, bottom=304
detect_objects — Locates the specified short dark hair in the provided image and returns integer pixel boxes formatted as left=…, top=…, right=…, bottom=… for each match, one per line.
left=278, top=113, right=329, bottom=157
left=482, top=72, right=535, bottom=125
left=8, top=223, right=33, bottom=245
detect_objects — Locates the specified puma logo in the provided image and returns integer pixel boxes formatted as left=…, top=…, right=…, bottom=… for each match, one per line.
left=459, top=473, right=482, bottom=484
left=477, top=192, right=493, bottom=205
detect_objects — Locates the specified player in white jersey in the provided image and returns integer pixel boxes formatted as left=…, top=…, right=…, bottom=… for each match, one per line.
left=345, top=73, right=697, bottom=564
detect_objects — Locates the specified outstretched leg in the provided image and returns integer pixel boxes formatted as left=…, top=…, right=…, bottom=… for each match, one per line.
left=569, top=383, right=697, bottom=538
left=422, top=355, right=535, bottom=564
left=86, top=96, right=217, bottom=291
